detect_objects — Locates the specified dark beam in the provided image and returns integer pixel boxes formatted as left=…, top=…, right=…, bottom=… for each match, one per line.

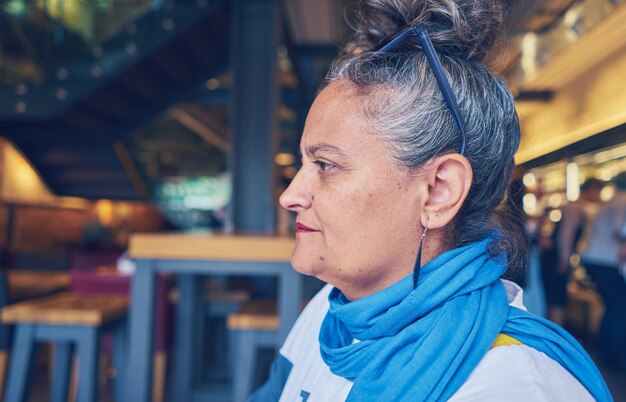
left=113, top=141, right=150, bottom=200
left=34, top=150, right=123, bottom=167
left=83, top=86, right=138, bottom=122
left=55, top=187, right=140, bottom=200
left=178, top=103, right=228, bottom=137
left=196, top=89, right=230, bottom=105
left=14, top=133, right=113, bottom=149
left=294, top=44, right=339, bottom=58
left=136, top=140, right=212, bottom=152
left=151, top=45, right=191, bottom=85
left=118, top=67, right=166, bottom=105
left=180, top=24, right=221, bottom=67
left=169, top=107, right=229, bottom=152
left=46, top=169, right=132, bottom=183
left=194, top=87, right=303, bottom=106
left=59, top=107, right=117, bottom=135
left=1, top=122, right=112, bottom=146
left=38, top=165, right=106, bottom=177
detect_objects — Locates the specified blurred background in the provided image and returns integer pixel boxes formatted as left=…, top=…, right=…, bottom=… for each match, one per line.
left=0, top=0, right=625, bottom=400
left=0, top=0, right=623, bottom=246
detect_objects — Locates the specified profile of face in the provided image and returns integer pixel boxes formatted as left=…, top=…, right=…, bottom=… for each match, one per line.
left=280, top=83, right=431, bottom=299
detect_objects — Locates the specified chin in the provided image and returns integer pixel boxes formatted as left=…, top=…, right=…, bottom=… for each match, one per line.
left=290, top=258, right=321, bottom=277
left=290, top=248, right=325, bottom=277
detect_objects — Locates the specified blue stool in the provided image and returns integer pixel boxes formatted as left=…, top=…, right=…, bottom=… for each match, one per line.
left=1, top=292, right=128, bottom=402
left=205, top=289, right=250, bottom=379
left=227, top=300, right=280, bottom=402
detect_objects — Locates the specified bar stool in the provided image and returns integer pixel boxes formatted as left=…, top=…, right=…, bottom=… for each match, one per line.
left=0, top=269, right=71, bottom=399
left=169, top=284, right=250, bottom=386
left=227, top=300, right=280, bottom=402
left=0, top=271, right=11, bottom=399
left=70, top=267, right=173, bottom=402
left=1, top=292, right=128, bottom=402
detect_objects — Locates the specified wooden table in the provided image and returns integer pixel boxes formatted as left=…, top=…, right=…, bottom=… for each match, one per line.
left=7, top=270, right=70, bottom=301
left=124, top=234, right=300, bottom=402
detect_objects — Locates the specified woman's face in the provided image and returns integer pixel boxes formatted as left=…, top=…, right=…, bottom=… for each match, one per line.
left=279, top=83, right=426, bottom=300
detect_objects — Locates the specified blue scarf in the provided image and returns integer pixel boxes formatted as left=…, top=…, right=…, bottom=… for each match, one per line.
left=319, top=237, right=612, bottom=401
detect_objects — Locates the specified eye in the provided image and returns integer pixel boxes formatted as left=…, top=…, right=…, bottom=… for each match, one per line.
left=313, top=160, right=334, bottom=173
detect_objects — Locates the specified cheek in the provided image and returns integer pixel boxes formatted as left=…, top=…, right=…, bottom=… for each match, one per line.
left=316, top=190, right=368, bottom=242
left=318, top=193, right=386, bottom=257
left=307, top=172, right=416, bottom=254
left=324, top=184, right=418, bottom=253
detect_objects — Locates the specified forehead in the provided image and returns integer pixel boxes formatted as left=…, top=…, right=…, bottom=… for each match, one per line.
left=301, top=84, right=374, bottom=153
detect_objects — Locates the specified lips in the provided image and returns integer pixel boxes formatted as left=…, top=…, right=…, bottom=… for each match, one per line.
left=296, top=222, right=319, bottom=233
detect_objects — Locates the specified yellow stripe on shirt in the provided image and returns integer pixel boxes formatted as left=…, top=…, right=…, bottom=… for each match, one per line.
left=491, top=333, right=522, bottom=349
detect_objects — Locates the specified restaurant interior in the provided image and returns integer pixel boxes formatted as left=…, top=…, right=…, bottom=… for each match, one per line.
left=0, top=0, right=625, bottom=401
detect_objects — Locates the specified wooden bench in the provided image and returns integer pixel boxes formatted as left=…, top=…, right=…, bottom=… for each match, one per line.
left=0, top=270, right=72, bottom=398
left=227, top=300, right=279, bottom=331
left=7, top=270, right=70, bottom=302
left=1, top=292, right=128, bottom=402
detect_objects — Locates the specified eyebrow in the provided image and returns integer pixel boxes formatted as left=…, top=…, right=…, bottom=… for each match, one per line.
left=304, top=143, right=347, bottom=157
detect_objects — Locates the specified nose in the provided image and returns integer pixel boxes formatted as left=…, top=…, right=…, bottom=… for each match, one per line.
left=279, top=168, right=312, bottom=212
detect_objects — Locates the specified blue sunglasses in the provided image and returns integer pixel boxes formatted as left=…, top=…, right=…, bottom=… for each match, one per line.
left=373, top=25, right=467, bottom=156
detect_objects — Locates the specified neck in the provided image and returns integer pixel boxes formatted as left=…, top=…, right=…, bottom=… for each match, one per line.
left=339, top=230, right=448, bottom=301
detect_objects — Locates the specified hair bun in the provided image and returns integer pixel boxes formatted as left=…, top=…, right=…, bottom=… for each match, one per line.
left=348, top=0, right=506, bottom=61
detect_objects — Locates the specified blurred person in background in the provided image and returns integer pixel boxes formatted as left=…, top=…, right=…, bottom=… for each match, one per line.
left=249, top=0, right=611, bottom=400
left=620, top=215, right=626, bottom=274
left=524, top=214, right=547, bottom=317
left=540, top=179, right=604, bottom=326
left=81, top=205, right=114, bottom=250
left=581, top=172, right=626, bottom=370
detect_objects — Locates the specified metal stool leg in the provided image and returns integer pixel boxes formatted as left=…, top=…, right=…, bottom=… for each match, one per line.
left=76, top=326, right=100, bottom=402
left=4, top=324, right=37, bottom=402
left=112, top=321, right=127, bottom=402
left=0, top=322, right=13, bottom=400
left=51, top=341, right=74, bottom=402
left=232, top=330, right=257, bottom=402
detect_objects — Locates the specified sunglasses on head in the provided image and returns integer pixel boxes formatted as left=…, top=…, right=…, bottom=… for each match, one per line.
left=372, top=25, right=467, bottom=156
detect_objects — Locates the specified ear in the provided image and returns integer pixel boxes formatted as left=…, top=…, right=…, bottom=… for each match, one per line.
left=420, top=154, right=473, bottom=230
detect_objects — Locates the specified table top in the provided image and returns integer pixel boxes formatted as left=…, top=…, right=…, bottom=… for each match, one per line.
left=2, top=292, right=129, bottom=326
left=7, top=270, right=71, bottom=300
left=71, top=265, right=125, bottom=277
left=129, top=234, right=295, bottom=262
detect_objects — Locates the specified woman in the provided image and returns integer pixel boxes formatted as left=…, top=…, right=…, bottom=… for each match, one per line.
left=252, top=0, right=611, bottom=400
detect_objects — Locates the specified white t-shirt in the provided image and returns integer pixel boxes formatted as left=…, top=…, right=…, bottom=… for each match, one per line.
left=273, top=282, right=594, bottom=402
